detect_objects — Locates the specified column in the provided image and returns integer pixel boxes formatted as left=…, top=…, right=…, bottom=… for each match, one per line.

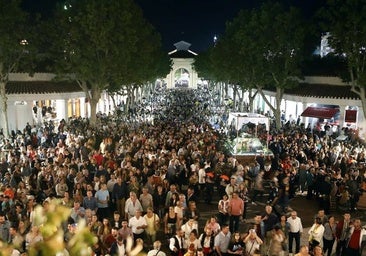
left=338, top=104, right=346, bottom=128
left=55, top=99, right=68, bottom=122
left=79, top=97, right=86, bottom=118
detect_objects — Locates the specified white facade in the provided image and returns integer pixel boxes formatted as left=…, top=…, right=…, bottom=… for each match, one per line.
left=165, top=41, right=199, bottom=89
left=254, top=76, right=365, bottom=138
left=165, top=58, right=199, bottom=89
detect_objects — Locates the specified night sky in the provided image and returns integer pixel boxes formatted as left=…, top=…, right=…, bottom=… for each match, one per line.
left=22, top=0, right=326, bottom=52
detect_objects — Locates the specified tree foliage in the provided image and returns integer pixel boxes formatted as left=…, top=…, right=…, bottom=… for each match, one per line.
left=47, top=0, right=170, bottom=124
left=0, top=0, right=35, bottom=136
left=320, top=0, right=366, bottom=119
left=196, top=1, right=307, bottom=127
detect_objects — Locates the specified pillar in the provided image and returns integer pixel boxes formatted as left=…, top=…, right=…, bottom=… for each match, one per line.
left=55, top=99, right=68, bottom=122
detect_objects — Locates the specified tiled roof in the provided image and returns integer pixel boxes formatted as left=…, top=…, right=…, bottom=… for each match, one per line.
left=285, top=83, right=360, bottom=100
left=6, top=81, right=81, bottom=94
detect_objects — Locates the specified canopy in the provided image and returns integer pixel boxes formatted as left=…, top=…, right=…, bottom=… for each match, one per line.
left=228, top=112, right=269, bottom=131
left=301, top=106, right=339, bottom=119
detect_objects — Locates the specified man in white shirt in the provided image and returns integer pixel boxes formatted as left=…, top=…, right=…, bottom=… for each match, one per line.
left=147, top=240, right=166, bottom=256
left=169, top=228, right=186, bottom=256
left=125, top=192, right=143, bottom=220
left=287, top=211, right=303, bottom=255
left=128, top=209, right=147, bottom=241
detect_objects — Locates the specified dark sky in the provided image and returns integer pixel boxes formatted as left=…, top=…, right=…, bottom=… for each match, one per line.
left=22, top=0, right=326, bottom=52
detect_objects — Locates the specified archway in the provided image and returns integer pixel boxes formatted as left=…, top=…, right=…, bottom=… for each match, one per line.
left=174, top=68, right=190, bottom=88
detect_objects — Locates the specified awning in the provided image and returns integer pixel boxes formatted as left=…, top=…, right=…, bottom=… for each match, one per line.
left=301, top=106, right=339, bottom=119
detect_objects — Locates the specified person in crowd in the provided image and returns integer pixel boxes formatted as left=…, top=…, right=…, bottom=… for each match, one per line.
left=228, top=192, right=244, bottom=233
left=144, top=207, right=160, bottom=246
left=109, top=235, right=126, bottom=256
left=251, top=170, right=265, bottom=204
left=308, top=217, right=325, bottom=251
left=153, top=184, right=166, bottom=219
left=83, top=189, right=98, bottom=214
left=118, top=219, right=133, bottom=241
left=110, top=211, right=123, bottom=230
left=225, top=176, right=238, bottom=199
left=125, top=192, right=143, bottom=220
left=89, top=214, right=102, bottom=236
left=243, top=229, right=263, bottom=256
left=102, top=226, right=119, bottom=253
left=140, top=187, right=154, bottom=214
left=181, top=219, right=198, bottom=240
left=165, top=206, right=178, bottom=237
left=314, top=210, right=328, bottom=226
left=95, top=183, right=110, bottom=221
left=335, top=213, right=351, bottom=256
left=112, top=176, right=128, bottom=218
left=169, top=228, right=186, bottom=256
left=227, top=232, right=245, bottom=256
left=184, top=201, right=200, bottom=222
left=165, top=184, right=179, bottom=208
left=70, top=201, right=86, bottom=223
left=147, top=240, right=166, bottom=256
left=312, top=245, right=324, bottom=256
left=261, top=205, right=278, bottom=253
left=322, top=215, right=336, bottom=256
left=214, top=224, right=231, bottom=256
left=128, top=209, right=147, bottom=242
left=0, top=212, right=10, bottom=242
left=9, top=225, right=25, bottom=253
left=277, top=214, right=290, bottom=253
left=294, top=245, right=311, bottom=256
left=287, top=211, right=303, bottom=255
left=205, top=216, right=221, bottom=236
left=269, top=225, right=285, bottom=256
left=185, top=229, right=201, bottom=251
left=199, top=226, right=215, bottom=256
left=237, top=182, right=248, bottom=220
left=25, top=225, right=43, bottom=251
left=217, top=194, right=230, bottom=227
left=98, top=218, right=112, bottom=242
left=343, top=218, right=366, bottom=256
left=186, top=187, right=197, bottom=204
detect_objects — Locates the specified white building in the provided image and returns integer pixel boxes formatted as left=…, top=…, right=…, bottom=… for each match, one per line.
left=165, top=41, right=199, bottom=89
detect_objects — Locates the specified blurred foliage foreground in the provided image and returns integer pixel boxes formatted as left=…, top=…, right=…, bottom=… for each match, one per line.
left=0, top=199, right=144, bottom=256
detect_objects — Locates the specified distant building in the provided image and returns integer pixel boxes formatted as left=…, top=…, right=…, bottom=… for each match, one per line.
left=165, top=41, right=199, bottom=89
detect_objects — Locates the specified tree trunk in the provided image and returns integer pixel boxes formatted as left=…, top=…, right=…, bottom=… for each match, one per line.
left=238, top=89, right=245, bottom=112
left=233, top=84, right=238, bottom=111
left=0, top=82, right=9, bottom=137
left=88, top=85, right=102, bottom=126
left=358, top=87, right=366, bottom=121
left=257, top=86, right=283, bottom=130
left=248, top=89, right=258, bottom=113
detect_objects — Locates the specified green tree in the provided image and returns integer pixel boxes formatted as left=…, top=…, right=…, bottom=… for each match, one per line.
left=321, top=0, right=366, bottom=121
left=0, top=0, right=34, bottom=136
left=49, top=0, right=170, bottom=125
left=210, top=2, right=307, bottom=128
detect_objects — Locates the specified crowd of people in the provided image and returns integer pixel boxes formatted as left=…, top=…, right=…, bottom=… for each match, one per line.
left=0, top=88, right=365, bottom=256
